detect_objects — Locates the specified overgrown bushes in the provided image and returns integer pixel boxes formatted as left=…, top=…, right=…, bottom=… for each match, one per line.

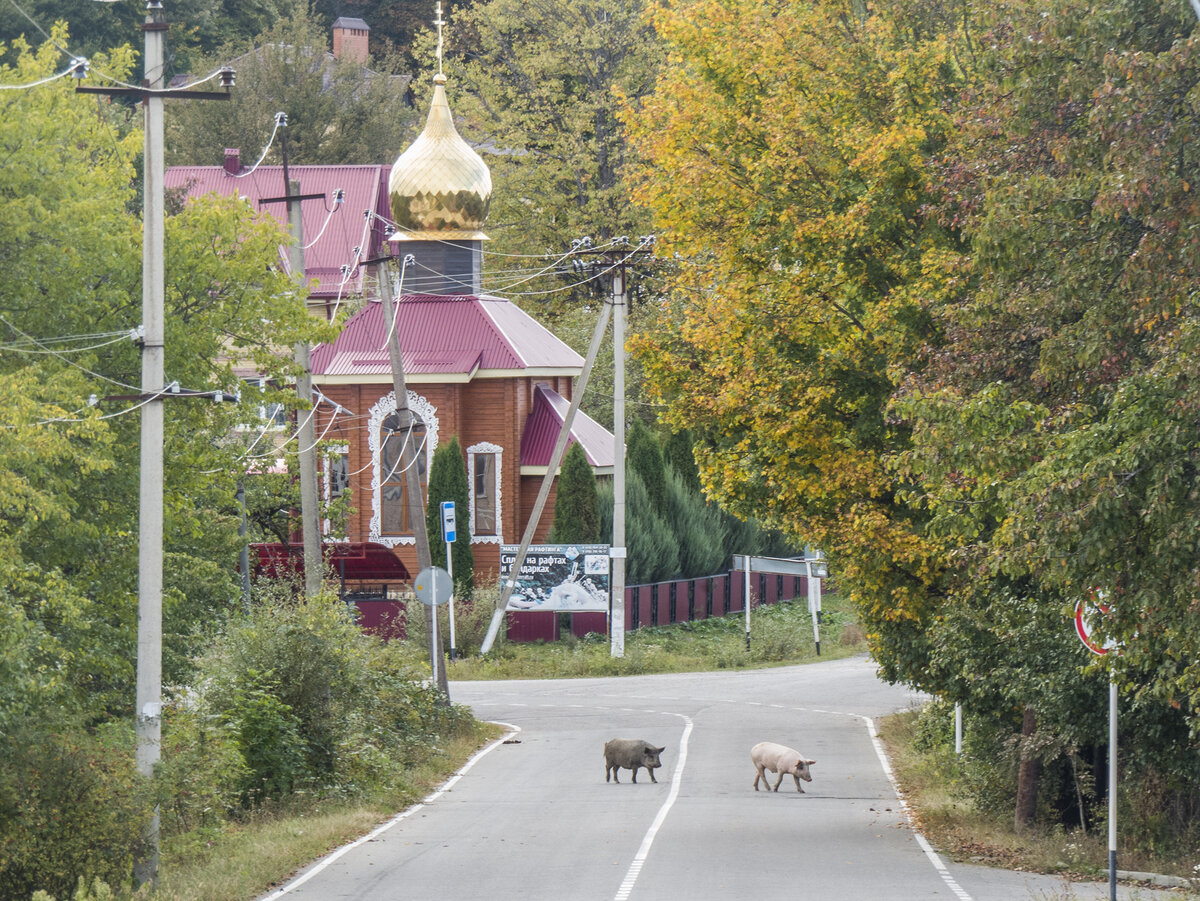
left=0, top=721, right=152, bottom=900
left=909, top=699, right=1200, bottom=862
left=1, top=586, right=473, bottom=899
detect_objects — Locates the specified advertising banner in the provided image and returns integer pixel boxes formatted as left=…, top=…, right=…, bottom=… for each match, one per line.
left=500, top=544, right=611, bottom=611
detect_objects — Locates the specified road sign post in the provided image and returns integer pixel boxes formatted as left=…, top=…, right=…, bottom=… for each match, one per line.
left=1074, top=593, right=1118, bottom=901
left=441, top=502, right=457, bottom=659
left=415, top=566, right=452, bottom=690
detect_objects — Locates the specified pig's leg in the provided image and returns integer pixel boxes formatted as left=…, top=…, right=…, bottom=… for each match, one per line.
left=773, top=771, right=785, bottom=792
left=792, top=773, right=804, bottom=792
left=648, top=767, right=657, bottom=784
left=631, top=765, right=639, bottom=783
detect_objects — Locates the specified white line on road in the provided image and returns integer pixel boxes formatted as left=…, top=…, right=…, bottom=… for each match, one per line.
left=259, top=721, right=522, bottom=900
left=613, top=712, right=694, bottom=901
left=862, top=716, right=973, bottom=901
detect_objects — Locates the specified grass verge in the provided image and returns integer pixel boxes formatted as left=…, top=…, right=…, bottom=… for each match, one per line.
left=439, top=594, right=864, bottom=680
left=877, top=709, right=1200, bottom=893
left=150, top=721, right=504, bottom=901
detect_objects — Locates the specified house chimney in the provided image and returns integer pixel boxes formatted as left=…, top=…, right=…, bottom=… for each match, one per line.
left=223, top=148, right=240, bottom=176
left=332, top=17, right=370, bottom=64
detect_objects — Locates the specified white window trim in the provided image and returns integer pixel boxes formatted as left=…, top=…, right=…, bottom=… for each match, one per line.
left=466, top=441, right=503, bottom=544
left=367, top=391, right=439, bottom=547
left=322, top=444, right=350, bottom=540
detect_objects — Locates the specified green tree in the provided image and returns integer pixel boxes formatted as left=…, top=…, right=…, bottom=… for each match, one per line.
left=549, top=440, right=601, bottom=542
left=626, top=418, right=666, bottom=514
left=165, top=9, right=419, bottom=167
left=662, top=428, right=700, bottom=494
left=627, top=0, right=963, bottom=644
left=0, top=16, right=331, bottom=778
left=425, top=435, right=474, bottom=593
left=0, top=0, right=304, bottom=75
left=445, top=0, right=660, bottom=285
left=663, top=464, right=725, bottom=578
left=898, top=0, right=1200, bottom=803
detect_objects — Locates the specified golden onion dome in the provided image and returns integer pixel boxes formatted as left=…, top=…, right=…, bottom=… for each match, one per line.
left=388, top=73, right=491, bottom=237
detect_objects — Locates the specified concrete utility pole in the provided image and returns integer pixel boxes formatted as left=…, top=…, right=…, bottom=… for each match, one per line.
left=280, top=126, right=323, bottom=597
left=134, top=6, right=166, bottom=886
left=73, top=1, right=231, bottom=887
left=610, top=266, right=627, bottom=658
left=378, top=256, right=445, bottom=698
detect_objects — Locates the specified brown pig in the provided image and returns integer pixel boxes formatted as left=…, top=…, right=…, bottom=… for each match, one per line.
left=604, top=738, right=665, bottom=784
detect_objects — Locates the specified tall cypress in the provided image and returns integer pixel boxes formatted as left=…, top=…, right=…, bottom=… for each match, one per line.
left=627, top=419, right=667, bottom=515
left=549, top=441, right=601, bottom=542
left=424, top=435, right=473, bottom=593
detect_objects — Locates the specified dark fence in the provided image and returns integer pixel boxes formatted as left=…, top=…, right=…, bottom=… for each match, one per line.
left=506, top=571, right=812, bottom=643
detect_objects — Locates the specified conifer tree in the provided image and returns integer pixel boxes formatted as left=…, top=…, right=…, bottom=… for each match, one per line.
left=549, top=441, right=601, bottom=543
left=626, top=419, right=666, bottom=515
left=424, top=436, right=473, bottom=593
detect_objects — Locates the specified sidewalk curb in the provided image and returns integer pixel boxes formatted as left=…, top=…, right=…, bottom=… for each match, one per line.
left=1117, top=870, right=1193, bottom=890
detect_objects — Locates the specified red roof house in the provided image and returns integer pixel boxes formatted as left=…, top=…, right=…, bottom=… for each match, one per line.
left=167, top=65, right=614, bottom=590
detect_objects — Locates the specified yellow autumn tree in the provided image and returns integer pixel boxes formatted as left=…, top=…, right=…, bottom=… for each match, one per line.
left=624, top=0, right=967, bottom=669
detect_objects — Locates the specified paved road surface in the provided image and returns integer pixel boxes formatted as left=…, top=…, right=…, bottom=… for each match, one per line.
left=261, top=656, right=1189, bottom=900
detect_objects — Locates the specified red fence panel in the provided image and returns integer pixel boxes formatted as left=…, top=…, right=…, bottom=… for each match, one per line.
left=692, top=578, right=708, bottom=621
left=765, top=574, right=780, bottom=605
left=655, top=583, right=671, bottom=625
left=354, top=600, right=405, bottom=640
left=507, top=611, right=558, bottom=642
left=571, top=612, right=608, bottom=638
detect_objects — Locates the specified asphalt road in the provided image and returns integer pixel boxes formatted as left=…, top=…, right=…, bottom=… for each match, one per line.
left=262, top=656, right=1188, bottom=901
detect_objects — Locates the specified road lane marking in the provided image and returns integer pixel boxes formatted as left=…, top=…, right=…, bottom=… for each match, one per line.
left=614, top=712, right=693, bottom=901
left=862, top=716, right=973, bottom=901
left=259, top=721, right=522, bottom=900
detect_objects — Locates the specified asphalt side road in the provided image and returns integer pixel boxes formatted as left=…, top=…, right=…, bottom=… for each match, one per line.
left=260, top=656, right=1194, bottom=901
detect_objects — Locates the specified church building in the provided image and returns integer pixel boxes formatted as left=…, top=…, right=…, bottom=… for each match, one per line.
left=165, top=44, right=614, bottom=621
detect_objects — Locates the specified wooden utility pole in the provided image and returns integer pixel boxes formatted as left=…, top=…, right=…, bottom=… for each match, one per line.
left=378, top=255, right=446, bottom=697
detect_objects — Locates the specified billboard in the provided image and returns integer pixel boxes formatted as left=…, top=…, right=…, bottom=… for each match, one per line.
left=500, top=544, right=611, bottom=612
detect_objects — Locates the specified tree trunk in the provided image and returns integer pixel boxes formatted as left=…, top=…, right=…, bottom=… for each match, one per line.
left=1014, top=706, right=1041, bottom=832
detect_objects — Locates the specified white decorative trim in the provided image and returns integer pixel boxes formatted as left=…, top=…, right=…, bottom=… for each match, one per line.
left=322, top=445, right=350, bottom=539
left=466, top=441, right=503, bottom=544
left=368, top=391, right=439, bottom=547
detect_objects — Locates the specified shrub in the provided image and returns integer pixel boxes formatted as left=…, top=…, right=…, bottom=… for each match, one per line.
left=225, top=671, right=309, bottom=802
left=196, top=588, right=373, bottom=785
left=155, top=695, right=246, bottom=833
left=405, top=579, right=502, bottom=661
left=0, top=720, right=152, bottom=900
left=191, top=585, right=471, bottom=802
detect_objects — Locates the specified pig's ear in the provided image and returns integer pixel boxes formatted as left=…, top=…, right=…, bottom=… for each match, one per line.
left=657, top=747, right=666, bottom=753
left=807, top=759, right=817, bottom=766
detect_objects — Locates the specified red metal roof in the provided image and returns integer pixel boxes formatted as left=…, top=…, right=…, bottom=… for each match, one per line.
left=164, top=164, right=392, bottom=298
left=311, top=294, right=584, bottom=380
left=520, top=384, right=615, bottom=470
left=251, top=541, right=411, bottom=582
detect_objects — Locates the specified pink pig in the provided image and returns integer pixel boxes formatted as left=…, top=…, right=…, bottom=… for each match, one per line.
left=751, top=741, right=816, bottom=793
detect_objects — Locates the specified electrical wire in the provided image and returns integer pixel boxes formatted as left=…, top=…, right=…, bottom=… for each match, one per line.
left=234, top=112, right=287, bottom=179
left=0, top=315, right=139, bottom=390
left=300, top=189, right=344, bottom=249
left=0, top=59, right=87, bottom=90
left=0, top=331, right=131, bottom=354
